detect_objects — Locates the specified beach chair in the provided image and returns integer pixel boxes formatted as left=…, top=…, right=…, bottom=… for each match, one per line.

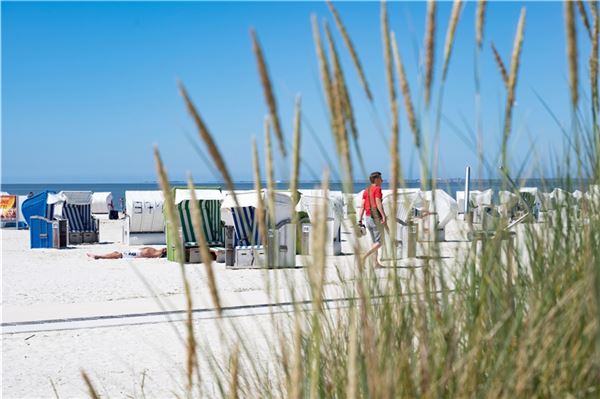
left=412, top=189, right=459, bottom=242
left=166, top=188, right=225, bottom=263
left=91, top=192, right=113, bottom=215
left=456, top=189, right=493, bottom=223
left=296, top=190, right=344, bottom=256
left=47, top=191, right=97, bottom=244
left=519, top=187, right=541, bottom=221
left=29, top=216, right=68, bottom=249
left=381, top=189, right=421, bottom=259
left=498, top=191, right=519, bottom=219
left=21, top=191, right=56, bottom=226
left=546, top=188, right=581, bottom=225
left=221, top=190, right=295, bottom=268
left=125, top=191, right=165, bottom=245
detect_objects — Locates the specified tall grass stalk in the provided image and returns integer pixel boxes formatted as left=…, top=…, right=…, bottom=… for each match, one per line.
left=154, top=147, right=198, bottom=393
left=566, top=1, right=579, bottom=108
left=501, top=8, right=526, bottom=176
left=476, top=0, right=486, bottom=50
left=264, top=116, right=276, bottom=226
left=179, top=82, right=239, bottom=208
left=324, top=20, right=354, bottom=189
left=475, top=0, right=487, bottom=186
left=251, top=29, right=286, bottom=157
left=391, top=31, right=419, bottom=148
left=227, top=346, right=240, bottom=399
left=491, top=42, right=509, bottom=87
left=565, top=1, right=584, bottom=187
left=576, top=0, right=593, bottom=39
left=424, top=0, right=436, bottom=108
left=288, top=311, right=303, bottom=399
left=111, top=2, right=600, bottom=398
left=442, top=0, right=463, bottom=81
left=81, top=371, right=100, bottom=399
left=591, top=1, right=600, bottom=181
left=326, top=0, right=373, bottom=102
left=382, top=0, right=400, bottom=269
left=187, top=175, right=222, bottom=315
left=290, top=95, right=301, bottom=228
left=433, top=0, right=463, bottom=194
left=251, top=137, right=267, bottom=247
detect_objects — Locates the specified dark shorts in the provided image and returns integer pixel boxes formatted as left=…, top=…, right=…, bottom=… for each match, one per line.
left=366, top=216, right=382, bottom=243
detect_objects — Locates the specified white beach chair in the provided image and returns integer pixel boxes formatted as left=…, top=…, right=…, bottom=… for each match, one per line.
left=221, top=190, right=295, bottom=268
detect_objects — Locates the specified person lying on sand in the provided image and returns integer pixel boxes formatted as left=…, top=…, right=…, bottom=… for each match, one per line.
left=87, top=247, right=167, bottom=260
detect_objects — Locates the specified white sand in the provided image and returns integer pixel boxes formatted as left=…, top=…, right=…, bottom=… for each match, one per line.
left=1, top=220, right=476, bottom=398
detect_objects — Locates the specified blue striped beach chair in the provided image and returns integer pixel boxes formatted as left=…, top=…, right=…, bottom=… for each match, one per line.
left=221, top=190, right=296, bottom=268
left=230, top=206, right=261, bottom=247
left=62, top=203, right=95, bottom=232
left=50, top=191, right=97, bottom=244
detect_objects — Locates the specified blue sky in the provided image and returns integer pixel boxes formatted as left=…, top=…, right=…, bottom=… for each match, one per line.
left=1, top=1, right=590, bottom=183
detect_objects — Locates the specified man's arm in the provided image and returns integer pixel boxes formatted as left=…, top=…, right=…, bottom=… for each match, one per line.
left=376, top=197, right=386, bottom=223
left=359, top=206, right=365, bottom=222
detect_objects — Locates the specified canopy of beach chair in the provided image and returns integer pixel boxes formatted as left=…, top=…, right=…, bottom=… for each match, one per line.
left=125, top=191, right=165, bottom=233
left=43, top=191, right=95, bottom=232
left=381, top=189, right=422, bottom=225
left=173, top=188, right=224, bottom=246
left=413, top=189, right=459, bottom=228
left=91, top=192, right=113, bottom=214
left=221, top=190, right=292, bottom=247
left=21, top=191, right=55, bottom=225
left=296, top=192, right=344, bottom=222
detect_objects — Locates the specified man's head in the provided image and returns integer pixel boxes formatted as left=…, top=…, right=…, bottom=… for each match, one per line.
left=369, top=171, right=383, bottom=186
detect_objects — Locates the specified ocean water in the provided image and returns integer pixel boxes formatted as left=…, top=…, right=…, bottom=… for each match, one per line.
left=1, top=178, right=586, bottom=211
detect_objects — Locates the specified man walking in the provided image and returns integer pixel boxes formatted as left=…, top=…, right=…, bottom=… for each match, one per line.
left=359, top=171, right=387, bottom=268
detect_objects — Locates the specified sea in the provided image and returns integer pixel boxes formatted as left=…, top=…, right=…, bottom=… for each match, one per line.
left=1, top=178, right=586, bottom=211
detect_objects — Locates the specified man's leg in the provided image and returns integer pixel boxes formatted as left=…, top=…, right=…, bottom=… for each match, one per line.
left=87, top=251, right=123, bottom=260
left=362, top=242, right=382, bottom=267
left=363, top=217, right=384, bottom=267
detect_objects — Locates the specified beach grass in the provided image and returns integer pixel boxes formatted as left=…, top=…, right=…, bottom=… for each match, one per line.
left=85, top=1, right=600, bottom=397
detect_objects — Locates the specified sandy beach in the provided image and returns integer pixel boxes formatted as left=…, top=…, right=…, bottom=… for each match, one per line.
left=1, top=217, right=476, bottom=398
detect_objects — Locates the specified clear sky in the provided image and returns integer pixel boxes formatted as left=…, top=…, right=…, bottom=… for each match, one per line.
left=1, top=1, right=590, bottom=183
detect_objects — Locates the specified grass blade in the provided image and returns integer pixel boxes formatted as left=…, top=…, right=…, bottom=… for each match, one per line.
left=476, top=0, right=487, bottom=49
left=179, top=82, right=237, bottom=197
left=81, top=371, right=100, bottom=399
left=326, top=0, right=373, bottom=101
left=187, top=175, right=222, bottom=315
left=251, top=29, right=287, bottom=157
left=391, top=30, right=420, bottom=147
left=491, top=42, right=509, bottom=87
left=252, top=137, right=267, bottom=247
left=502, top=8, right=526, bottom=171
left=290, top=95, right=302, bottom=227
left=577, top=0, right=593, bottom=39
left=442, top=0, right=464, bottom=81
left=424, top=0, right=436, bottom=108
left=565, top=0, right=579, bottom=108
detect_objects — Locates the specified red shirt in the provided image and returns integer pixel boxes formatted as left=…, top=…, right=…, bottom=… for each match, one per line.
left=362, top=185, right=382, bottom=216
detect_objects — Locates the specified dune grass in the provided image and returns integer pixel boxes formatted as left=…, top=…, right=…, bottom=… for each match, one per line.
left=83, top=1, right=600, bottom=397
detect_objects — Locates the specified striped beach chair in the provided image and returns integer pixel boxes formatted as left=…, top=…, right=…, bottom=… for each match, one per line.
left=62, top=203, right=95, bottom=232
left=47, top=191, right=97, bottom=244
left=230, top=206, right=261, bottom=247
left=167, top=188, right=225, bottom=262
left=221, top=190, right=296, bottom=268
left=177, top=199, right=224, bottom=246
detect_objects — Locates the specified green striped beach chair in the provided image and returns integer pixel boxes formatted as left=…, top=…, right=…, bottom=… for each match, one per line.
left=166, top=188, right=225, bottom=262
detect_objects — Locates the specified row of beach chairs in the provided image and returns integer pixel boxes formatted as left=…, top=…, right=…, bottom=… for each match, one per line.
left=21, top=184, right=598, bottom=267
